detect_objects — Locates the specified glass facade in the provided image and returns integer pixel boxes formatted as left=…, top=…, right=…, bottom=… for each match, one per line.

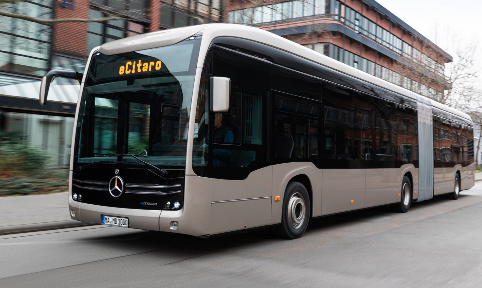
left=87, top=2, right=147, bottom=55
left=228, top=0, right=445, bottom=78
left=229, top=0, right=326, bottom=24
left=0, top=1, right=53, bottom=77
left=304, top=43, right=441, bottom=98
left=160, top=0, right=222, bottom=28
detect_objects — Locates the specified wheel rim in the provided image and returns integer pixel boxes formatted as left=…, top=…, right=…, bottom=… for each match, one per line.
left=455, top=176, right=460, bottom=195
left=288, top=192, right=306, bottom=229
left=403, top=183, right=410, bottom=206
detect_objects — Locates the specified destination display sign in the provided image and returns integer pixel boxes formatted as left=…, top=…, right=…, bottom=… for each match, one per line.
left=119, top=59, right=162, bottom=75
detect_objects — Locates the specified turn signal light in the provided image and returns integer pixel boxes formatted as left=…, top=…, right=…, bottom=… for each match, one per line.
left=274, top=196, right=280, bottom=202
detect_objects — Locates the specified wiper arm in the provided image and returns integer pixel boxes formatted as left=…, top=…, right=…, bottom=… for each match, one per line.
left=116, top=154, right=168, bottom=178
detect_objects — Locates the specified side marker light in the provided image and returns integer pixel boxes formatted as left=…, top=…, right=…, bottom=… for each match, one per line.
left=414, top=191, right=417, bottom=194
left=274, top=196, right=280, bottom=202
left=398, top=194, right=401, bottom=197
left=437, top=188, right=439, bottom=190
left=351, top=200, right=354, bottom=203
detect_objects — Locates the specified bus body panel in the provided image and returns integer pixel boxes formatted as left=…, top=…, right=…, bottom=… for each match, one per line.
left=271, top=163, right=322, bottom=222
left=322, top=169, right=366, bottom=215
left=68, top=170, right=82, bottom=221
left=464, top=163, right=476, bottom=189
left=211, top=198, right=272, bottom=234
left=210, top=166, right=272, bottom=234
left=365, top=167, right=408, bottom=207
left=434, top=167, right=445, bottom=195
left=365, top=168, right=398, bottom=207
left=80, top=203, right=162, bottom=231
left=158, top=175, right=212, bottom=236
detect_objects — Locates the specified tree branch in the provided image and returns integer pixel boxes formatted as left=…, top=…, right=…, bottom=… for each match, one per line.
left=0, top=11, right=123, bottom=24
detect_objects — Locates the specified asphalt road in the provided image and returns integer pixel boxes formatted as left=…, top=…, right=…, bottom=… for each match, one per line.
left=1, top=183, right=482, bottom=288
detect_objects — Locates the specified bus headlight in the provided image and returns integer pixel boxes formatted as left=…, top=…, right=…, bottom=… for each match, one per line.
left=173, top=201, right=181, bottom=209
left=72, top=193, right=78, bottom=201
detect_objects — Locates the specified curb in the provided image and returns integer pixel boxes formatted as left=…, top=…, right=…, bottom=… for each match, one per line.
left=0, top=221, right=97, bottom=236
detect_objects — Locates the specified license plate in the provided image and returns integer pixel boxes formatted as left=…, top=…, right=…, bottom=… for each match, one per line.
left=102, top=215, right=129, bottom=228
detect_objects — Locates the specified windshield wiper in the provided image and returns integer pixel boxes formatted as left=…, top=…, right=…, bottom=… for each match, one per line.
left=116, top=154, right=168, bottom=178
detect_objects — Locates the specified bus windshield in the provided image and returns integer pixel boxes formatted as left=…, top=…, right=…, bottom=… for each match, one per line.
left=74, top=37, right=201, bottom=168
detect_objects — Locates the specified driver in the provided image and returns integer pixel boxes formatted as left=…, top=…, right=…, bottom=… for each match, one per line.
left=212, top=113, right=234, bottom=167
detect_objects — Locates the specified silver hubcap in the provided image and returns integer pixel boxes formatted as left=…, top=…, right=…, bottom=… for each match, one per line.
left=403, top=183, right=410, bottom=206
left=288, top=192, right=306, bottom=229
left=455, top=177, right=460, bottom=195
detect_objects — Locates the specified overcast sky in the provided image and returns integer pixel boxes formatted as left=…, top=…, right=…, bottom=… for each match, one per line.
left=375, top=0, right=482, bottom=88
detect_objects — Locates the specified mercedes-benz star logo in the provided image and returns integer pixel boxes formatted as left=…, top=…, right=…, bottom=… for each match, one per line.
left=108, top=176, right=124, bottom=197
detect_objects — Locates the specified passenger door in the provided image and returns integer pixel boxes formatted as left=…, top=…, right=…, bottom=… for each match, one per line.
left=207, top=47, right=272, bottom=234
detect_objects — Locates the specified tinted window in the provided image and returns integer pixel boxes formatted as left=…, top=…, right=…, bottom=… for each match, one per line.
left=272, top=67, right=321, bottom=101
left=274, top=92, right=320, bottom=163
left=192, top=47, right=269, bottom=179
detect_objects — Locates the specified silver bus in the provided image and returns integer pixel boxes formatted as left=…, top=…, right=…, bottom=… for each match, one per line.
left=39, top=24, right=475, bottom=239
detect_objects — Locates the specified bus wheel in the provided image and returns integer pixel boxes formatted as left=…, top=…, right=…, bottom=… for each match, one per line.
left=449, top=173, right=460, bottom=200
left=276, top=181, right=311, bottom=239
left=394, top=176, right=411, bottom=213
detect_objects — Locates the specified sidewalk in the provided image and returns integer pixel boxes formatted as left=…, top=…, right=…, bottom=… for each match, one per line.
left=477, top=172, right=482, bottom=182
left=0, top=192, right=92, bottom=235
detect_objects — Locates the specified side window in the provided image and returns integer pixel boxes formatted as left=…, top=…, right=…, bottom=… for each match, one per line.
left=322, top=83, right=362, bottom=169
left=208, top=47, right=269, bottom=179
left=273, top=83, right=320, bottom=163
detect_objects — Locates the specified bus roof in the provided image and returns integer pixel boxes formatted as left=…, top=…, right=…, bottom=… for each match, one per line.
left=99, top=23, right=471, bottom=123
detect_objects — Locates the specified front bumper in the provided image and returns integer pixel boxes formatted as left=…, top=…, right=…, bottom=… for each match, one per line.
left=68, top=175, right=211, bottom=236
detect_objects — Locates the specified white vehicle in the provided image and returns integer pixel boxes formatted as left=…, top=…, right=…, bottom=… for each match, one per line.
left=39, top=24, right=475, bottom=239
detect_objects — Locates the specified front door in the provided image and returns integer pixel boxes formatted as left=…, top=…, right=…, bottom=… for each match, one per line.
left=207, top=47, right=272, bottom=234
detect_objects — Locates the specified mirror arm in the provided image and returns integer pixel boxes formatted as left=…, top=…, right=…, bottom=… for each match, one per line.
left=39, top=70, right=83, bottom=106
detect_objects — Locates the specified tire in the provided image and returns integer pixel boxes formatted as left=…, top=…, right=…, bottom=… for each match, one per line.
left=394, top=176, right=412, bottom=213
left=448, top=173, right=461, bottom=200
left=274, top=181, right=311, bottom=239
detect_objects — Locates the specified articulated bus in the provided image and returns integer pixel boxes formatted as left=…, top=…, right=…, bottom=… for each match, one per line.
left=39, top=24, right=475, bottom=239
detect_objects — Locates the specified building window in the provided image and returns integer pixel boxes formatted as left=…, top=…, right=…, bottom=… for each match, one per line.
left=0, top=1, right=53, bottom=77
left=87, top=6, right=146, bottom=55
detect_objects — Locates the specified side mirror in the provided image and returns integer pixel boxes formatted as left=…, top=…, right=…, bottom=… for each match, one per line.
left=39, top=70, right=83, bottom=106
left=210, top=77, right=230, bottom=112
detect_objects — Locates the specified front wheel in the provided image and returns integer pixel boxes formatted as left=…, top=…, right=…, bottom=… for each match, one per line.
left=275, top=182, right=311, bottom=239
left=449, top=173, right=460, bottom=200
left=394, top=176, right=412, bottom=213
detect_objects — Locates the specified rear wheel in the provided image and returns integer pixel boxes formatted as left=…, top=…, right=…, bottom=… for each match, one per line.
left=394, top=176, right=411, bottom=213
left=275, top=182, right=311, bottom=239
left=449, top=173, right=460, bottom=200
